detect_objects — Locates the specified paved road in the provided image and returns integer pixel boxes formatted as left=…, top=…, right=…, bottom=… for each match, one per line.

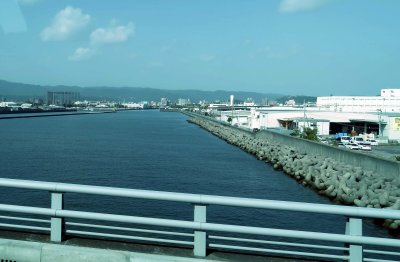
left=367, top=145, right=400, bottom=161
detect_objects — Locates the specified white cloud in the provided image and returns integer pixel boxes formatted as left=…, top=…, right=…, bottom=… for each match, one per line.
left=41, top=6, right=90, bottom=41
left=90, top=22, right=134, bottom=45
left=279, top=0, right=329, bottom=13
left=67, top=21, right=134, bottom=61
left=68, top=47, right=95, bottom=61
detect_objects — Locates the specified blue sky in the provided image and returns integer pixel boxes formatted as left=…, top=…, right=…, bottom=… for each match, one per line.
left=0, top=0, right=399, bottom=96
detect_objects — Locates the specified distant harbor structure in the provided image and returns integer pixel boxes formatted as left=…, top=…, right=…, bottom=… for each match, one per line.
left=47, top=91, right=80, bottom=107
left=199, top=88, right=400, bottom=143
left=317, top=88, right=400, bottom=113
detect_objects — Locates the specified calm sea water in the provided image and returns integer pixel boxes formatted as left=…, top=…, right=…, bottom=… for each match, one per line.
left=0, top=110, right=395, bottom=252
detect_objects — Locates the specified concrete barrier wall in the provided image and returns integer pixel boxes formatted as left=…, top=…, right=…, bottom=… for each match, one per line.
left=0, top=238, right=209, bottom=262
left=256, top=130, right=400, bottom=179
left=183, top=111, right=253, bottom=136
left=183, top=111, right=400, bottom=178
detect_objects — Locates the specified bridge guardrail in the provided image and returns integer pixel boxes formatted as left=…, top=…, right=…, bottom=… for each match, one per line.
left=0, top=178, right=399, bottom=261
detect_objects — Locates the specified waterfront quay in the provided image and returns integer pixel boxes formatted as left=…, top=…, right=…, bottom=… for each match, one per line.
left=185, top=113, right=400, bottom=230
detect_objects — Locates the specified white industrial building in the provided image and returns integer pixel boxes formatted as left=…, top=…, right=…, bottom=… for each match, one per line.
left=214, top=107, right=400, bottom=142
left=317, top=89, right=400, bottom=113
left=218, top=110, right=251, bottom=127
left=0, top=102, right=17, bottom=107
left=254, top=109, right=332, bottom=136
left=209, top=89, right=400, bottom=141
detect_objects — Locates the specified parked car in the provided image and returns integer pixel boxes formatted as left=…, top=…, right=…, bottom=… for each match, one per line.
left=351, top=136, right=364, bottom=144
left=358, top=142, right=372, bottom=151
left=366, top=139, right=378, bottom=146
left=345, top=143, right=359, bottom=150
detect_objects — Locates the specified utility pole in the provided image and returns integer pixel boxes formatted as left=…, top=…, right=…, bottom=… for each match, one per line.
left=303, top=99, right=306, bottom=132
left=378, top=109, right=382, bottom=137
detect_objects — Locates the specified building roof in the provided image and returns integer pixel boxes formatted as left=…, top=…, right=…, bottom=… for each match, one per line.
left=279, top=117, right=330, bottom=123
left=221, top=110, right=251, bottom=117
left=349, top=119, right=387, bottom=124
left=381, top=112, right=400, bottom=117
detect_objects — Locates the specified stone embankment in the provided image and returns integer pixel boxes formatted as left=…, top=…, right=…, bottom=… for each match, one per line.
left=188, top=116, right=400, bottom=231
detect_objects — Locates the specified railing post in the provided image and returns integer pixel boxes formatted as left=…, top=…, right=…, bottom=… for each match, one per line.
left=345, top=218, right=363, bottom=262
left=51, top=192, right=64, bottom=242
left=193, top=204, right=207, bottom=257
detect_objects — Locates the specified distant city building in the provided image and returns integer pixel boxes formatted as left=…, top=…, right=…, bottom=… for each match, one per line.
left=230, top=95, right=234, bottom=106
left=243, top=98, right=255, bottom=106
left=317, top=89, right=400, bottom=113
left=261, top=98, right=269, bottom=106
left=209, top=103, right=229, bottom=109
left=29, top=97, right=44, bottom=105
left=160, top=98, right=169, bottom=107
left=198, top=100, right=208, bottom=107
left=381, top=89, right=400, bottom=97
left=47, top=91, right=80, bottom=106
left=177, top=98, right=190, bottom=106
left=20, top=103, right=32, bottom=109
left=0, top=102, right=17, bottom=107
left=285, top=99, right=296, bottom=106
left=149, top=101, right=158, bottom=107
left=122, top=102, right=146, bottom=109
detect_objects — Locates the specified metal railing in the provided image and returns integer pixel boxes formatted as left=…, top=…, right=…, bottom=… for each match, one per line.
left=0, top=178, right=399, bottom=261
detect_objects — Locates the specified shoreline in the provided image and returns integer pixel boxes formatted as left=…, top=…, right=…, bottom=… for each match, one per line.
left=186, top=114, right=400, bottom=234
left=0, top=111, right=114, bottom=120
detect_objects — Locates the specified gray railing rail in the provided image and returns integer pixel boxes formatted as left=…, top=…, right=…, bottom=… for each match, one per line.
left=0, top=178, right=399, bottom=261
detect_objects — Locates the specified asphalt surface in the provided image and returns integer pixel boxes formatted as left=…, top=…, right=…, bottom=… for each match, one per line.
left=361, top=145, right=400, bottom=161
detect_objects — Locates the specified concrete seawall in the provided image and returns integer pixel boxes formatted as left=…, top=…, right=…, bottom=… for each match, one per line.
left=184, top=111, right=400, bottom=179
left=255, top=131, right=400, bottom=180
left=185, top=112, right=400, bottom=231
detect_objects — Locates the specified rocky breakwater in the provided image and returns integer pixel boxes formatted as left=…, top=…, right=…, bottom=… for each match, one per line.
left=188, top=116, right=400, bottom=232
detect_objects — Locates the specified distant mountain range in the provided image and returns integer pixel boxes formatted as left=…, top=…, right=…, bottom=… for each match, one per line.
left=0, top=79, right=315, bottom=104
left=0, top=80, right=282, bottom=102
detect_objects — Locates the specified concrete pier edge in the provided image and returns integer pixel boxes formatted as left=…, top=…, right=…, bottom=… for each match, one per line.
left=184, top=112, right=400, bottom=231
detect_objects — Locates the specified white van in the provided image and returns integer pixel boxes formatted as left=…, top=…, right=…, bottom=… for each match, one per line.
left=366, top=139, right=378, bottom=146
left=351, top=136, right=364, bottom=145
